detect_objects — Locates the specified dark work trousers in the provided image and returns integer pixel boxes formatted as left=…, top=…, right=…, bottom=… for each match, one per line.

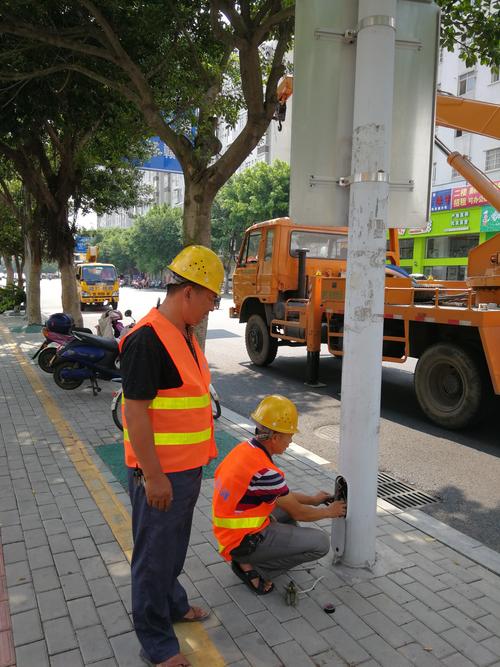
left=127, top=466, right=202, bottom=664
left=233, top=507, right=330, bottom=581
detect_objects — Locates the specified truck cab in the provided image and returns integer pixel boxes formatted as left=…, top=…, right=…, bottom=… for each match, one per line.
left=76, top=262, right=119, bottom=311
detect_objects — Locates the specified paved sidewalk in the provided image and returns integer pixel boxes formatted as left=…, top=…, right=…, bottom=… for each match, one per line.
left=1, top=314, right=500, bottom=666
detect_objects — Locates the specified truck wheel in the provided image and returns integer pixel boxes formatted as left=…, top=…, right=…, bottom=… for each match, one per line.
left=245, top=314, right=278, bottom=366
left=414, top=343, right=486, bottom=430
left=111, top=300, right=118, bottom=310
left=80, top=302, right=86, bottom=312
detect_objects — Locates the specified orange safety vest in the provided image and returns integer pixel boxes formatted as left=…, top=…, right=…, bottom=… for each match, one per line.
left=213, top=440, right=284, bottom=561
left=119, top=307, right=217, bottom=473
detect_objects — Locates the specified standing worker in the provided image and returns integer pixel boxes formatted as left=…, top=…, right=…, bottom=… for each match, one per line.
left=120, top=245, right=224, bottom=667
left=212, top=395, right=347, bottom=595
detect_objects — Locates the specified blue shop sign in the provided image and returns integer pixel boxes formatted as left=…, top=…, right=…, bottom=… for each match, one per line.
left=141, top=137, right=183, bottom=173
left=74, top=236, right=90, bottom=253
left=431, top=188, right=451, bottom=212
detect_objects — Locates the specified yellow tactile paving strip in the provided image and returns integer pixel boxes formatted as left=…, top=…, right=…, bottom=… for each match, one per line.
left=0, top=323, right=225, bottom=666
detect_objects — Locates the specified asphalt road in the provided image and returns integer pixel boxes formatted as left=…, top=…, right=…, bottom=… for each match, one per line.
left=41, top=281, right=500, bottom=553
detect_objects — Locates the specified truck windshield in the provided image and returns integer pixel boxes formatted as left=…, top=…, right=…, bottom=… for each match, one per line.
left=81, top=265, right=117, bottom=284
left=290, top=231, right=348, bottom=260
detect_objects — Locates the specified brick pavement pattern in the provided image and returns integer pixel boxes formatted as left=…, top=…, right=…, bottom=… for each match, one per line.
left=1, top=316, right=500, bottom=666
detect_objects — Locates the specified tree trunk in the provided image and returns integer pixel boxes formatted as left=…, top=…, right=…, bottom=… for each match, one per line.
left=24, top=232, right=42, bottom=325
left=182, top=178, right=217, bottom=349
left=59, top=256, right=83, bottom=327
left=14, top=256, right=24, bottom=289
left=182, top=179, right=215, bottom=247
left=2, top=254, right=14, bottom=285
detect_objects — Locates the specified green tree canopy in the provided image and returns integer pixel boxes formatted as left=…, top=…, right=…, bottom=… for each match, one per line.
left=129, top=204, right=183, bottom=275
left=437, top=0, right=500, bottom=69
left=0, top=1, right=294, bottom=247
left=91, top=226, right=136, bottom=275
left=212, top=159, right=289, bottom=275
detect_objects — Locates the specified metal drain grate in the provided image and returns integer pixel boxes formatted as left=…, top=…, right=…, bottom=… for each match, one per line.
left=377, top=471, right=439, bottom=510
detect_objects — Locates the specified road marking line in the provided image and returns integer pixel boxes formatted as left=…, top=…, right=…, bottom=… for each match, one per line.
left=1, top=324, right=225, bottom=666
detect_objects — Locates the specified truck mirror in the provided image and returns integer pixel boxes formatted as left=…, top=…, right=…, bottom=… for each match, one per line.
left=124, top=309, right=132, bottom=317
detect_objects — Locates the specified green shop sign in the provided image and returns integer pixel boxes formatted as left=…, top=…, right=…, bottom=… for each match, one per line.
left=398, top=207, right=481, bottom=239
left=480, top=206, right=500, bottom=232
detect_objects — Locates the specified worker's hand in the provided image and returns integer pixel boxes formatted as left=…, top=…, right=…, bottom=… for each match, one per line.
left=313, top=491, right=334, bottom=506
left=144, top=472, right=173, bottom=511
left=326, top=500, right=347, bottom=518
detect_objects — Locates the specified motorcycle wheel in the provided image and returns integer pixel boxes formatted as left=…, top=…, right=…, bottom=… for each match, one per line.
left=210, top=383, right=221, bottom=420
left=38, top=347, right=57, bottom=374
left=111, top=388, right=123, bottom=431
left=53, top=361, right=85, bottom=390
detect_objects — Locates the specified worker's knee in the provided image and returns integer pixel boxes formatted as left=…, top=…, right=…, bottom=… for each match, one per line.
left=304, top=529, right=330, bottom=560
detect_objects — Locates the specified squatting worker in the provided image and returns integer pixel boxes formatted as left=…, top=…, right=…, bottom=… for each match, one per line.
left=120, top=245, right=224, bottom=667
left=212, top=395, right=347, bottom=595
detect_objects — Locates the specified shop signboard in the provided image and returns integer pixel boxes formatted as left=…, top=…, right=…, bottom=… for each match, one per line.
left=398, top=207, right=482, bottom=238
left=141, top=137, right=183, bottom=173
left=451, top=181, right=500, bottom=210
left=481, top=205, right=500, bottom=232
left=74, top=235, right=90, bottom=253
left=431, top=188, right=451, bottom=212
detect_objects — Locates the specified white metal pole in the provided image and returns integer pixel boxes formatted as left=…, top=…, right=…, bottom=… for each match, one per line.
left=337, top=0, right=397, bottom=568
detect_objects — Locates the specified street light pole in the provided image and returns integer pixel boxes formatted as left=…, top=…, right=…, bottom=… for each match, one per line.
left=337, top=0, right=397, bottom=568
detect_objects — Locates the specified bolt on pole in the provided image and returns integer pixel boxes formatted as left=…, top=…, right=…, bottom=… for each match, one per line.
left=336, top=0, right=397, bottom=568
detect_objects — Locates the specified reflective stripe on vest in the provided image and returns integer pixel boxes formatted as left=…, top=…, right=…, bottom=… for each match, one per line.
left=212, top=515, right=268, bottom=529
left=123, top=426, right=212, bottom=446
left=120, top=308, right=216, bottom=473
left=150, top=393, right=210, bottom=410
left=212, top=440, right=284, bottom=560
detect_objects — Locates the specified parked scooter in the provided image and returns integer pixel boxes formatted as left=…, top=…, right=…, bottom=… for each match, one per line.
left=31, top=313, right=92, bottom=373
left=96, top=308, right=134, bottom=339
left=52, top=330, right=121, bottom=396
left=51, top=309, right=135, bottom=395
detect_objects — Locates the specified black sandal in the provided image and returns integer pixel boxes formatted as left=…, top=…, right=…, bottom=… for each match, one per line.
left=231, top=561, right=274, bottom=595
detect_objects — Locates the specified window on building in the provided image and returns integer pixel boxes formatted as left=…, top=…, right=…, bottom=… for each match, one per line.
left=432, top=162, right=436, bottom=183
left=451, top=167, right=462, bottom=180
left=399, top=239, right=414, bottom=260
left=424, top=265, right=467, bottom=281
left=426, top=234, right=479, bottom=260
left=458, top=71, right=476, bottom=95
left=485, top=147, right=500, bottom=171
left=455, top=129, right=463, bottom=138
left=491, top=69, right=499, bottom=84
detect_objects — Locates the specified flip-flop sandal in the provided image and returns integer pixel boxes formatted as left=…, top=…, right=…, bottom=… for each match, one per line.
left=140, top=649, right=191, bottom=667
left=231, top=561, right=274, bottom=595
left=178, top=605, right=211, bottom=622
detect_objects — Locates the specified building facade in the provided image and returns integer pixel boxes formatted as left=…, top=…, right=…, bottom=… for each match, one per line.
left=97, top=169, right=184, bottom=229
left=398, top=48, right=499, bottom=278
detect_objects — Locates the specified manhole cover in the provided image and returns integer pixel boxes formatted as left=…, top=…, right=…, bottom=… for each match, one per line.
left=314, top=424, right=340, bottom=441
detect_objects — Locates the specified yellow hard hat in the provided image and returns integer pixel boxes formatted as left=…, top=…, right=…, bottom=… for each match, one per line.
left=251, top=395, right=299, bottom=435
left=168, top=245, right=224, bottom=295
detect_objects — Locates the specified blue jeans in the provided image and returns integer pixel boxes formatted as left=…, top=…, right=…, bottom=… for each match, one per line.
left=128, top=466, right=202, bottom=663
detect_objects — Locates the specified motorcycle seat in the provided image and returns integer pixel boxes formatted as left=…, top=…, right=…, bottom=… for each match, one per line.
left=73, top=331, right=119, bottom=351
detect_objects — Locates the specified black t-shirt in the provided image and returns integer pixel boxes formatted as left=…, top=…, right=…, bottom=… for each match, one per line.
left=121, top=324, right=197, bottom=400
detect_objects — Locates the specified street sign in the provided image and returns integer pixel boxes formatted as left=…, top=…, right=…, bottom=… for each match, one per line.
left=141, top=137, right=183, bottom=174
left=74, top=235, right=90, bottom=253
left=289, top=0, right=440, bottom=228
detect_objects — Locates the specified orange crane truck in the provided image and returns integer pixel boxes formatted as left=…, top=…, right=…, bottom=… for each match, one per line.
left=230, top=219, right=500, bottom=430
left=230, top=92, right=500, bottom=430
